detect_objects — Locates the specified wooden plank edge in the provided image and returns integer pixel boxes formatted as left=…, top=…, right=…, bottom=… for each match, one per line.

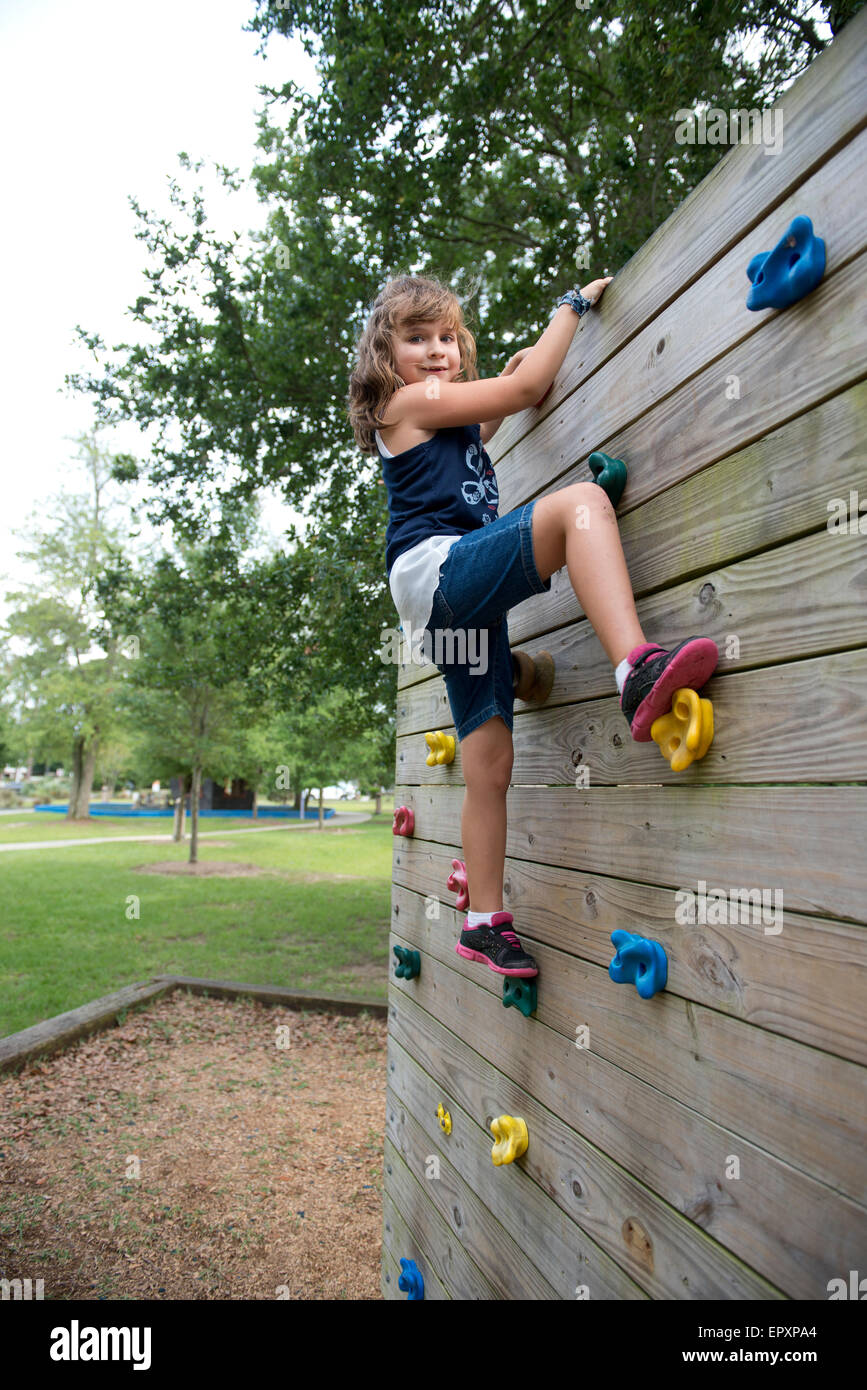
left=157, top=975, right=388, bottom=1017
left=0, top=976, right=388, bottom=1075
left=0, top=980, right=176, bottom=1075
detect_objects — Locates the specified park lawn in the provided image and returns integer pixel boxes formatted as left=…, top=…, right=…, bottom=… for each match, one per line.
left=0, top=817, right=395, bottom=1039
left=0, top=796, right=394, bottom=844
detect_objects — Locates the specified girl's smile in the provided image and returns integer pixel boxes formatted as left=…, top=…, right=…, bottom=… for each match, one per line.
left=394, top=319, right=462, bottom=385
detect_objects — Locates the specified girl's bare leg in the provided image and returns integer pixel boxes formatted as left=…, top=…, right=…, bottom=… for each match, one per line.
left=531, top=483, right=645, bottom=666
left=455, top=485, right=641, bottom=917
left=459, top=716, right=512, bottom=915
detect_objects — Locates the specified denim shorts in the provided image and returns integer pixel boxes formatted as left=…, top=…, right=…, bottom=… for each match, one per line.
left=423, top=500, right=552, bottom=742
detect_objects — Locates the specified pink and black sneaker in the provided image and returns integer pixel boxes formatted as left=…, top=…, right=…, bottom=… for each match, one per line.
left=455, top=911, right=539, bottom=977
left=621, top=637, right=719, bottom=741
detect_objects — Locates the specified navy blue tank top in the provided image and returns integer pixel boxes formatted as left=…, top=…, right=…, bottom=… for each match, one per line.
left=380, top=422, right=500, bottom=576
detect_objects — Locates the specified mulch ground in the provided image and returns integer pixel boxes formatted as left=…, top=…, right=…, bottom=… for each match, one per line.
left=0, top=991, right=387, bottom=1300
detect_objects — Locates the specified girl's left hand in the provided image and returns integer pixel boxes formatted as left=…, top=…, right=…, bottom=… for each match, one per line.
left=500, top=348, right=533, bottom=375
left=580, top=276, right=614, bottom=304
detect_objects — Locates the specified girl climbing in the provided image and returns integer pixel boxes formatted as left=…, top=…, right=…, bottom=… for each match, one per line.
left=348, top=274, right=718, bottom=978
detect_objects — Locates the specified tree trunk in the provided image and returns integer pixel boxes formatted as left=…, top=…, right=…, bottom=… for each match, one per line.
left=318, top=786, right=324, bottom=830
left=25, top=750, right=33, bottom=782
left=189, top=764, right=201, bottom=863
left=252, top=774, right=259, bottom=820
left=173, top=776, right=186, bottom=842
left=74, top=739, right=98, bottom=819
left=374, top=790, right=382, bottom=815
left=67, top=736, right=84, bottom=820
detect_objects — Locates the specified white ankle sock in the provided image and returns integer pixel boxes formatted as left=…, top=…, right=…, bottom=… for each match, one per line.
left=615, top=657, right=633, bottom=694
left=466, top=909, right=502, bottom=927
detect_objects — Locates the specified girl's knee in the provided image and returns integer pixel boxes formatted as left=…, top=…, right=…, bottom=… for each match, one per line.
left=564, top=480, right=613, bottom=511
left=561, top=481, right=615, bottom=527
left=463, top=719, right=513, bottom=791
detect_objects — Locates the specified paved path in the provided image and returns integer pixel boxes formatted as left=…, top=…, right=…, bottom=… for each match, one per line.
left=0, top=810, right=373, bottom=852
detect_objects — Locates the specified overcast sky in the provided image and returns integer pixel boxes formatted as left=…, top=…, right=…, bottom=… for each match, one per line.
left=0, top=0, right=319, bottom=625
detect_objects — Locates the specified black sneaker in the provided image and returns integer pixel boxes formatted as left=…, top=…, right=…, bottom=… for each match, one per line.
left=455, top=911, right=539, bottom=977
left=620, top=637, right=718, bottom=741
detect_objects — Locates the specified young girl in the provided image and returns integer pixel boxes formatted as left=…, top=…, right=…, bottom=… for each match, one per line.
left=348, top=274, right=718, bottom=978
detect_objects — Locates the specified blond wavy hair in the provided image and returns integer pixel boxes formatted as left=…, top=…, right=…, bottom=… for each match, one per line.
left=347, top=274, right=480, bottom=454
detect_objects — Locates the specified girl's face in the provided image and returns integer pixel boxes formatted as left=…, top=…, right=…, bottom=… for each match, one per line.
left=392, top=317, right=462, bottom=387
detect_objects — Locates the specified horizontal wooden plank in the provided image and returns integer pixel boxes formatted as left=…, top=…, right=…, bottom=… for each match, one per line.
left=390, top=906, right=867, bottom=1206
left=381, top=1184, right=451, bottom=1300
left=493, top=139, right=867, bottom=522
left=383, top=1136, right=501, bottom=1298
left=397, top=650, right=867, bottom=786
left=390, top=856, right=867, bottom=1066
left=394, top=529, right=867, bottom=750
left=393, top=784, right=867, bottom=922
left=386, top=1079, right=566, bottom=1298
left=389, top=1026, right=777, bottom=1299
left=500, top=254, right=867, bottom=653
left=387, top=948, right=867, bottom=1296
left=489, top=10, right=867, bottom=471
left=397, top=381, right=867, bottom=691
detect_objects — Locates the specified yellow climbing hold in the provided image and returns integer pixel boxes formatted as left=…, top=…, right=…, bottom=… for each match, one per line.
left=490, top=1114, right=529, bottom=1166
left=425, top=730, right=456, bottom=766
left=436, top=1103, right=452, bottom=1135
left=651, top=687, right=714, bottom=772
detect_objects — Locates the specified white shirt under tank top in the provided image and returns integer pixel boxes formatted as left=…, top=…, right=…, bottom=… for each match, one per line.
left=376, top=428, right=463, bottom=640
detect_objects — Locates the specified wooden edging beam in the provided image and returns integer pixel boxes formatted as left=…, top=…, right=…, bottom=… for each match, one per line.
left=0, top=975, right=387, bottom=1075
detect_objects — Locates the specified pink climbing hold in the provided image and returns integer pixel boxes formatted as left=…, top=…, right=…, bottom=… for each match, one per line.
left=447, top=858, right=469, bottom=911
left=393, top=806, right=415, bottom=836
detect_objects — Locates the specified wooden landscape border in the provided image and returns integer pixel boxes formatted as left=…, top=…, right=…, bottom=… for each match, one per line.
left=0, top=976, right=387, bottom=1076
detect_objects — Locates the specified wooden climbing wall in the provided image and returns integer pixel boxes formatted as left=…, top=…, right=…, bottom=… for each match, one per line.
left=382, top=10, right=867, bottom=1301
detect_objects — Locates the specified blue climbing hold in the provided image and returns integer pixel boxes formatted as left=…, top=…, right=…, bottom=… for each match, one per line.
left=502, top=976, right=537, bottom=1017
left=398, top=1257, right=424, bottom=1300
left=588, top=452, right=628, bottom=507
left=745, top=214, right=826, bottom=311
left=608, top=930, right=668, bottom=999
left=393, top=945, right=421, bottom=980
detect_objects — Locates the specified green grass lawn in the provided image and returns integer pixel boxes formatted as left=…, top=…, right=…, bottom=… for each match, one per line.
left=0, top=811, right=395, bottom=1039
left=0, top=795, right=394, bottom=844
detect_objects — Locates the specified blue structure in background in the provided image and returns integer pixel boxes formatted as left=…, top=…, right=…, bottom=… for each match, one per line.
left=33, top=803, right=335, bottom=819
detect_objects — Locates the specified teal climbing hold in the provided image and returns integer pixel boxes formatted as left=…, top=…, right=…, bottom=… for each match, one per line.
left=589, top=452, right=628, bottom=507
left=608, top=929, right=668, bottom=999
left=746, top=214, right=825, bottom=311
left=393, top=945, right=421, bottom=980
left=502, top=976, right=537, bottom=1017
left=398, top=1257, right=424, bottom=1300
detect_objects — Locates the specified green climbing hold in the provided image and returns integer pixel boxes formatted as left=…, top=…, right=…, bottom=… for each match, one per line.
left=502, top=976, right=537, bottom=1017
left=393, top=945, right=421, bottom=980
left=589, top=451, right=627, bottom=507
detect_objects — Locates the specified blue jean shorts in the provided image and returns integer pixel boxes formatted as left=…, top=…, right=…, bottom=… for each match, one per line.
left=423, top=500, right=552, bottom=742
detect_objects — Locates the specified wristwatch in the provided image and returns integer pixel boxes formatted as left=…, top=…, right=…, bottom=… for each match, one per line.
left=556, top=288, right=593, bottom=316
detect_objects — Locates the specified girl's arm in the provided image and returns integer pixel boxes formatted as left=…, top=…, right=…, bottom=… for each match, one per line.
left=387, top=278, right=613, bottom=435
left=480, top=350, right=532, bottom=446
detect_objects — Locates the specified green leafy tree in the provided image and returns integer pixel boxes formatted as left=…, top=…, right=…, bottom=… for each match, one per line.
left=95, top=524, right=277, bottom=861
left=0, top=431, right=136, bottom=818
left=268, top=684, right=390, bottom=826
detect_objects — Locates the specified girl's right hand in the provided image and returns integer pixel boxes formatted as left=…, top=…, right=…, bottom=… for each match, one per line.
left=579, top=276, right=614, bottom=304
